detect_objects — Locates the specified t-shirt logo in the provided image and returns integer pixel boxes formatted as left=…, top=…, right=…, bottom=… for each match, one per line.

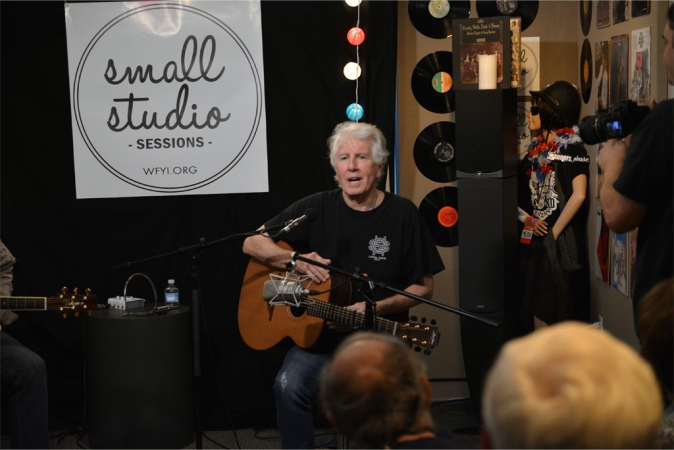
left=530, top=172, right=559, bottom=221
left=368, top=235, right=390, bottom=261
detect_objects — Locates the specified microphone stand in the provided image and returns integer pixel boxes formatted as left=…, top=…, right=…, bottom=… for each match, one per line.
left=354, top=267, right=376, bottom=330
left=112, top=228, right=271, bottom=449
left=291, top=253, right=500, bottom=328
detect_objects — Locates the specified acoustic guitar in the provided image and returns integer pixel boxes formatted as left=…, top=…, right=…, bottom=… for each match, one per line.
left=238, top=242, right=441, bottom=352
left=0, top=287, right=97, bottom=318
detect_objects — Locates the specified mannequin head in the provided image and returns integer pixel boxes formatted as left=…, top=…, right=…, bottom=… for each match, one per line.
left=528, top=81, right=581, bottom=132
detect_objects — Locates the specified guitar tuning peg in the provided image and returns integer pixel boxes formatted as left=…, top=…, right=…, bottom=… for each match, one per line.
left=73, top=287, right=79, bottom=294
left=424, top=350, right=431, bottom=355
left=410, top=315, right=418, bottom=322
left=421, top=317, right=427, bottom=323
left=74, top=312, right=80, bottom=318
left=61, top=286, right=68, bottom=294
left=86, top=288, right=91, bottom=295
left=62, top=313, right=68, bottom=319
left=87, top=311, right=93, bottom=317
left=431, top=319, right=437, bottom=325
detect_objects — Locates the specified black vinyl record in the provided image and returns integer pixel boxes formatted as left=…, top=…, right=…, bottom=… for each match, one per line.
left=411, top=51, right=455, bottom=114
left=408, top=1, right=470, bottom=39
left=580, top=0, right=592, bottom=36
left=475, top=0, right=539, bottom=31
left=580, top=38, right=593, bottom=104
left=413, top=121, right=457, bottom=183
left=419, top=186, right=459, bottom=248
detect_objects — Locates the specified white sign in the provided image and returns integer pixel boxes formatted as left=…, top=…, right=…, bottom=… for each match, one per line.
left=65, top=1, right=268, bottom=198
left=517, top=101, right=532, bottom=160
left=518, top=37, right=540, bottom=96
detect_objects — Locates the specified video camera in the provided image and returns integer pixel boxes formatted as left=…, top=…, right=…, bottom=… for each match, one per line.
left=578, top=99, right=650, bottom=145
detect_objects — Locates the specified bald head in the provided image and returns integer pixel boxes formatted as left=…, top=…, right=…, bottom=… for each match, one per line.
left=320, top=333, right=434, bottom=448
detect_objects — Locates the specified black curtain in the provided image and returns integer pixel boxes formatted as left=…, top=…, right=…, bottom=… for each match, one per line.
left=0, top=1, right=397, bottom=431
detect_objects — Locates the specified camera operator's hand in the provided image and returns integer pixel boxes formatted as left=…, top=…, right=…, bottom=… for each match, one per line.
left=597, top=138, right=629, bottom=175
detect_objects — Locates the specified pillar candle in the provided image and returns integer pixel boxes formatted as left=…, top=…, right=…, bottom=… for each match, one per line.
left=478, top=54, right=498, bottom=90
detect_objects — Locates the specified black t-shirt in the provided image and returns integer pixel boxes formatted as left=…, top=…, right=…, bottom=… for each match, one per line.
left=264, top=189, right=444, bottom=349
left=613, top=99, right=674, bottom=305
left=518, top=141, right=590, bottom=264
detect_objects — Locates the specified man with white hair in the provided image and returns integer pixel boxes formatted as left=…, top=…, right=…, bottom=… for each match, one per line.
left=481, top=322, right=662, bottom=449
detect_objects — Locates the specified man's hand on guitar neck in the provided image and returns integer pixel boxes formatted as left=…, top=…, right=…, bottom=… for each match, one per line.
left=327, top=301, right=367, bottom=332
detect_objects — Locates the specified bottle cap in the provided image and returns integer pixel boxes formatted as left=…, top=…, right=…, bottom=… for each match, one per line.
left=168, top=279, right=175, bottom=284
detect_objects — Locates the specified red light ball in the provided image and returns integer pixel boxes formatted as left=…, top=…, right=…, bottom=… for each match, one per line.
left=347, top=27, right=365, bottom=46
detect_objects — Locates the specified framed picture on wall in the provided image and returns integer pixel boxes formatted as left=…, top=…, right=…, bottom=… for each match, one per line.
left=595, top=40, right=610, bottom=112
left=631, top=1, right=651, bottom=18
left=611, top=231, right=630, bottom=296
left=612, top=0, right=629, bottom=24
left=609, top=34, right=629, bottom=104
left=596, top=205, right=610, bottom=284
left=630, top=27, right=651, bottom=104
left=597, top=0, right=611, bottom=29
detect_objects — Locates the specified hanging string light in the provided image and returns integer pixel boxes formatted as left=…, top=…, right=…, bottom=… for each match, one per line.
left=344, top=0, right=364, bottom=121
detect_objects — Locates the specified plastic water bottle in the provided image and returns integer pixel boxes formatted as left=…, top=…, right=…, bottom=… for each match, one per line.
left=165, top=279, right=179, bottom=307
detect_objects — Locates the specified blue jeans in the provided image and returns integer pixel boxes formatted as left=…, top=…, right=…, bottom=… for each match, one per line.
left=1, top=332, right=49, bottom=449
left=274, top=345, right=331, bottom=449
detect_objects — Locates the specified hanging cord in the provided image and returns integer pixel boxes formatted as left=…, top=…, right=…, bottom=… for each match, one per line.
left=354, top=3, right=360, bottom=121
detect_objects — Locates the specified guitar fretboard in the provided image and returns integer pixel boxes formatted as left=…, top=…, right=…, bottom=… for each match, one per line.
left=0, top=297, right=47, bottom=311
left=303, top=298, right=398, bottom=335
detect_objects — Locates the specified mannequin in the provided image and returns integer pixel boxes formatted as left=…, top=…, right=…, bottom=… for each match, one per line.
left=518, top=81, right=590, bottom=331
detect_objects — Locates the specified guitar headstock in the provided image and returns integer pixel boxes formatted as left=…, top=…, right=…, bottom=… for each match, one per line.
left=397, top=316, right=441, bottom=355
left=50, top=287, right=98, bottom=318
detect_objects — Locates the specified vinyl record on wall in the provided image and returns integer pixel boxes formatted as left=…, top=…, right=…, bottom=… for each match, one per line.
left=580, top=0, right=592, bottom=36
left=413, top=121, right=457, bottom=183
left=411, top=51, right=455, bottom=113
left=419, top=186, right=459, bottom=247
left=580, top=38, right=593, bottom=104
left=408, top=1, right=470, bottom=39
left=475, top=0, right=539, bottom=31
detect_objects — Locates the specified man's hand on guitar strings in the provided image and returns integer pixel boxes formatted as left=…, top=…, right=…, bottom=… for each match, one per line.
left=294, top=252, right=331, bottom=284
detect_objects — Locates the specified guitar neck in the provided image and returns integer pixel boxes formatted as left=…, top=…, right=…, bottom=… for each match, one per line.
left=0, top=296, right=47, bottom=311
left=302, top=298, right=399, bottom=335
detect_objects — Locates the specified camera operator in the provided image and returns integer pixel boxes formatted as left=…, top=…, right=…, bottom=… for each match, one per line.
left=597, top=4, right=673, bottom=319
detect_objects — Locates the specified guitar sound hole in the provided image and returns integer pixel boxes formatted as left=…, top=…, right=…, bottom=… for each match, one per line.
left=289, top=306, right=306, bottom=318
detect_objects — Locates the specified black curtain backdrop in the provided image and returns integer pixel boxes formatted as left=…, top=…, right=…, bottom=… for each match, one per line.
left=0, top=1, right=397, bottom=431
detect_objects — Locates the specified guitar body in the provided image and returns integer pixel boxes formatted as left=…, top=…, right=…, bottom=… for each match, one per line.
left=238, top=242, right=351, bottom=350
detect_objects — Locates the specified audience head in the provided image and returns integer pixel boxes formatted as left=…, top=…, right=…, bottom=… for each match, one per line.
left=481, top=322, right=662, bottom=449
left=637, top=278, right=673, bottom=399
left=320, top=332, right=434, bottom=448
left=327, top=121, right=389, bottom=170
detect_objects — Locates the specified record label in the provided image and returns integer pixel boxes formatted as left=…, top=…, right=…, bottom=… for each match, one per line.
left=475, top=0, right=538, bottom=31
left=413, top=121, right=457, bottom=183
left=412, top=51, right=455, bottom=113
left=420, top=186, right=459, bottom=247
left=429, top=0, right=450, bottom=18
left=432, top=72, right=453, bottom=93
left=409, top=1, right=470, bottom=39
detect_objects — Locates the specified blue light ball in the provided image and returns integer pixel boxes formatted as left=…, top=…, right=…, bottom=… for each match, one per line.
left=346, top=103, right=364, bottom=121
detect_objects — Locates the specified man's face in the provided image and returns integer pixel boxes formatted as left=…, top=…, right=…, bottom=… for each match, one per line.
left=335, top=138, right=382, bottom=199
left=664, top=23, right=674, bottom=85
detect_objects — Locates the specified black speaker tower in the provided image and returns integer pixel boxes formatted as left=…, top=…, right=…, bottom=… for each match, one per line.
left=455, top=88, right=520, bottom=424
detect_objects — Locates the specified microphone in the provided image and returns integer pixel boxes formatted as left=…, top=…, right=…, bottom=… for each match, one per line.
left=262, top=279, right=319, bottom=303
left=277, top=208, right=317, bottom=236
